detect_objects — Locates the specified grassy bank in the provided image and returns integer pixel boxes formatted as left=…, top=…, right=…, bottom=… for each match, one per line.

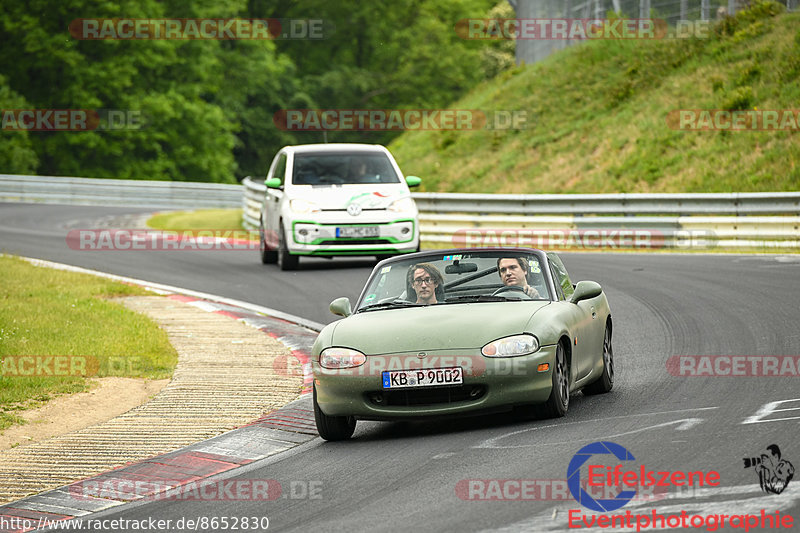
left=390, top=2, right=800, bottom=193
left=0, top=256, right=178, bottom=430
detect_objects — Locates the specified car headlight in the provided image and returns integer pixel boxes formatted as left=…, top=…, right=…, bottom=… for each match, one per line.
left=319, top=347, right=366, bottom=369
left=481, top=334, right=539, bottom=357
left=290, top=199, right=321, bottom=213
left=388, top=197, right=415, bottom=213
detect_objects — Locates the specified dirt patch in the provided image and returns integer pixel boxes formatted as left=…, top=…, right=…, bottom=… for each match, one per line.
left=0, top=377, right=169, bottom=451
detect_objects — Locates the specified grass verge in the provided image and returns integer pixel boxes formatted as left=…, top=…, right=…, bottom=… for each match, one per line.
left=147, top=209, right=247, bottom=232
left=0, top=256, right=178, bottom=430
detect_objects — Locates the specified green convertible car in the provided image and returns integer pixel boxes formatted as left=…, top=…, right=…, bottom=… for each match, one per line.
left=312, top=248, right=614, bottom=440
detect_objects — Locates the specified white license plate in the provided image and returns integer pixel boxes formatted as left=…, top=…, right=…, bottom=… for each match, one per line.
left=336, top=226, right=379, bottom=238
left=382, top=367, right=464, bottom=389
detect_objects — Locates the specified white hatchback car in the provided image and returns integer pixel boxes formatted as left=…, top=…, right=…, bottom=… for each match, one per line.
left=259, top=143, right=421, bottom=270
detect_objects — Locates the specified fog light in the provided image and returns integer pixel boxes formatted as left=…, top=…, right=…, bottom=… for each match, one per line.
left=401, top=227, right=410, bottom=234
left=299, top=229, right=309, bottom=236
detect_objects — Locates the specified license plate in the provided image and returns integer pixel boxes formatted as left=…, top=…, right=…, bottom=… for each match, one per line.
left=336, top=226, right=379, bottom=238
left=382, top=367, right=463, bottom=389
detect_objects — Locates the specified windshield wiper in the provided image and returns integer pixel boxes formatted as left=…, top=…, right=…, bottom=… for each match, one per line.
left=443, top=294, right=519, bottom=303
left=358, top=300, right=423, bottom=312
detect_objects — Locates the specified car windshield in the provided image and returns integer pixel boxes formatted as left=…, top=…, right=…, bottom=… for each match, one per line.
left=356, top=251, right=551, bottom=311
left=292, top=152, right=400, bottom=185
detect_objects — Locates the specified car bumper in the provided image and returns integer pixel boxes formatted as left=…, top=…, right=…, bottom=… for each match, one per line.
left=312, top=345, right=558, bottom=419
left=288, top=216, right=418, bottom=256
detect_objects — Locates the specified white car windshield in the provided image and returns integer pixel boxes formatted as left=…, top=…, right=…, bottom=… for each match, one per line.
left=357, top=251, right=551, bottom=311
left=292, top=152, right=400, bottom=185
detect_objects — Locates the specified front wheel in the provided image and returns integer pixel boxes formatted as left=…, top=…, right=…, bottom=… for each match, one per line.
left=583, top=322, right=614, bottom=395
left=313, top=385, right=356, bottom=441
left=537, top=342, right=569, bottom=418
left=277, top=222, right=299, bottom=271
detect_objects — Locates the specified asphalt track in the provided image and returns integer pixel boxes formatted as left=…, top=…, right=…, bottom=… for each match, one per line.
left=2, top=203, right=799, bottom=532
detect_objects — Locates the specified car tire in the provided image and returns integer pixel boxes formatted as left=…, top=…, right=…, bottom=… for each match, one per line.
left=259, top=220, right=277, bottom=264
left=583, top=322, right=614, bottom=395
left=277, top=221, right=299, bottom=271
left=313, top=385, right=356, bottom=441
left=537, top=342, right=569, bottom=418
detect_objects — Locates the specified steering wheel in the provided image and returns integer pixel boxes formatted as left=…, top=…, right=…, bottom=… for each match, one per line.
left=492, top=285, right=528, bottom=297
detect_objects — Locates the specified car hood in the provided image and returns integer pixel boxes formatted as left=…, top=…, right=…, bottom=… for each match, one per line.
left=330, top=301, right=551, bottom=354
left=287, top=185, right=409, bottom=210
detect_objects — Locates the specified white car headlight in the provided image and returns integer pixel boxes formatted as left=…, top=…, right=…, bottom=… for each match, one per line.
left=481, top=334, right=539, bottom=357
left=320, top=347, right=366, bottom=369
left=388, top=197, right=415, bottom=213
left=290, top=199, right=321, bottom=214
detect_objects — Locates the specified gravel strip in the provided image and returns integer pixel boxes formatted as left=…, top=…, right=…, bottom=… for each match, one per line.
left=0, top=296, right=303, bottom=504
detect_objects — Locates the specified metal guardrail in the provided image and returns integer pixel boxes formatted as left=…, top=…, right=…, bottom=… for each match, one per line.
left=242, top=177, right=266, bottom=229
left=0, top=174, right=242, bottom=209
left=1, top=174, right=797, bottom=249
left=241, top=176, right=800, bottom=249
left=411, top=191, right=800, bottom=216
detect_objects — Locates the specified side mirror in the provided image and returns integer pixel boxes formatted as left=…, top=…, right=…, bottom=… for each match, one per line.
left=330, top=297, right=352, bottom=317
left=405, top=175, right=422, bottom=188
left=570, top=281, right=602, bottom=304
left=265, top=177, right=282, bottom=189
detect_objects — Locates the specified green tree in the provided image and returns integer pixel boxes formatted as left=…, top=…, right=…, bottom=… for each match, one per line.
left=0, top=75, right=39, bottom=174
left=0, top=0, right=505, bottom=182
left=254, top=0, right=500, bottom=145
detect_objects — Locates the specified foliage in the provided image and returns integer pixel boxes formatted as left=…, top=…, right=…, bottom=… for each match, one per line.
left=0, top=0, right=499, bottom=181
left=0, top=75, right=38, bottom=174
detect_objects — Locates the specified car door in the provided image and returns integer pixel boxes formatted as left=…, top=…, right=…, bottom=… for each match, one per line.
left=548, top=254, right=595, bottom=382
left=264, top=151, right=287, bottom=247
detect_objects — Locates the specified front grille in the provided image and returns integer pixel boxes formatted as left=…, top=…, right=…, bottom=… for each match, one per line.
left=366, top=385, right=486, bottom=407
left=318, top=239, right=393, bottom=246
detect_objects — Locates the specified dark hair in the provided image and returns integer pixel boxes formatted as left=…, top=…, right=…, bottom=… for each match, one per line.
left=497, top=257, right=530, bottom=277
left=766, top=444, right=782, bottom=458
left=407, top=263, right=443, bottom=288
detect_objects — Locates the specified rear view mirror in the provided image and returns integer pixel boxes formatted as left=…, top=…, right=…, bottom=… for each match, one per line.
left=445, top=261, right=478, bottom=274
left=570, top=281, right=602, bottom=304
